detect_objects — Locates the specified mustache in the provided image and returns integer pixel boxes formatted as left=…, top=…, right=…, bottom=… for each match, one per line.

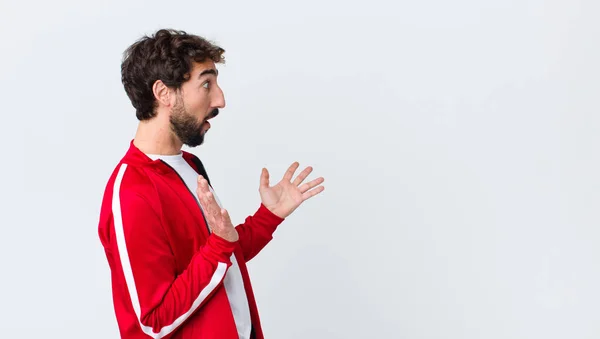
left=207, top=108, right=219, bottom=119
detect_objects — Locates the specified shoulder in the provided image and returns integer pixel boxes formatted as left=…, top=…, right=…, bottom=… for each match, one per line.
left=98, top=161, right=162, bottom=236
left=98, top=160, right=159, bottom=207
left=115, top=162, right=159, bottom=200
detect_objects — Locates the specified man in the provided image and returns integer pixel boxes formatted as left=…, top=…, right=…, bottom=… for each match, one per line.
left=97, top=29, right=325, bottom=339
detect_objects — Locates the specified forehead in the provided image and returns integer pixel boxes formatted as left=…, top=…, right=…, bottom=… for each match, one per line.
left=190, top=60, right=218, bottom=78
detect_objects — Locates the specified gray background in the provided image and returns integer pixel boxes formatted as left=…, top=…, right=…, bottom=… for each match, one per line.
left=1, top=0, right=599, bottom=338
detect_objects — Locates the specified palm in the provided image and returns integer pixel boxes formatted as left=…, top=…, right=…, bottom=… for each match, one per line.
left=259, top=162, right=325, bottom=219
left=260, top=181, right=303, bottom=210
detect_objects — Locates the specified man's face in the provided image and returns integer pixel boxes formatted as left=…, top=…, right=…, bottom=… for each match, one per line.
left=169, top=60, right=225, bottom=147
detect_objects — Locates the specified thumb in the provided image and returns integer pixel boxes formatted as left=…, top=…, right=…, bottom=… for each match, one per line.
left=260, top=167, right=270, bottom=189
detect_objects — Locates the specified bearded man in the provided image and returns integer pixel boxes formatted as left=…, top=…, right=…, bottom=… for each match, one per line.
left=97, top=28, right=325, bottom=339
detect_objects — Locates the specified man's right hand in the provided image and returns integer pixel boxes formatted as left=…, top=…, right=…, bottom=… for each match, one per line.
left=196, top=176, right=239, bottom=242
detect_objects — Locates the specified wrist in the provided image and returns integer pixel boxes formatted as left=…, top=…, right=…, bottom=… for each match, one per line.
left=202, top=233, right=237, bottom=264
left=214, top=229, right=239, bottom=243
left=265, top=204, right=286, bottom=219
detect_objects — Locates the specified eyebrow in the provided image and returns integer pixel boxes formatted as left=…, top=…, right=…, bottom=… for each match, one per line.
left=198, top=68, right=218, bottom=78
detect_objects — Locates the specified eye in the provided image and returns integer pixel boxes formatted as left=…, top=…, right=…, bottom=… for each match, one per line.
left=202, top=80, right=210, bottom=89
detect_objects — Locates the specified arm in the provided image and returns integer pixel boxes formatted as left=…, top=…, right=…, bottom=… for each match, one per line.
left=235, top=203, right=285, bottom=262
left=113, top=189, right=236, bottom=338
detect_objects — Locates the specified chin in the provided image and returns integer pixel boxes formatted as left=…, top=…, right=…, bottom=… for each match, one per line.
left=185, top=135, right=205, bottom=148
left=185, top=140, right=203, bottom=148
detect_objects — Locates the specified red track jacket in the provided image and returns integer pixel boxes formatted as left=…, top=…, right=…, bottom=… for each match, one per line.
left=98, top=140, right=284, bottom=338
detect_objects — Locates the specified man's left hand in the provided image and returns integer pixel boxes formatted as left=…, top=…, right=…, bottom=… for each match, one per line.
left=259, top=162, right=325, bottom=219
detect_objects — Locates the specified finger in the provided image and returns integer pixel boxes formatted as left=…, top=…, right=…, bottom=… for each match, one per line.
left=196, top=179, right=212, bottom=209
left=298, top=177, right=325, bottom=194
left=197, top=178, right=208, bottom=203
left=302, top=185, right=325, bottom=200
left=283, top=162, right=300, bottom=182
left=260, top=168, right=270, bottom=189
left=196, top=191, right=215, bottom=226
left=196, top=175, right=209, bottom=193
left=204, top=191, right=220, bottom=218
left=220, top=208, right=233, bottom=226
left=197, top=189, right=210, bottom=211
left=292, top=166, right=313, bottom=186
left=198, top=189, right=219, bottom=222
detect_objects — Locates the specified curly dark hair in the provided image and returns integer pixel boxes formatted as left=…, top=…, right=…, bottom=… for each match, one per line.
left=121, top=29, right=225, bottom=120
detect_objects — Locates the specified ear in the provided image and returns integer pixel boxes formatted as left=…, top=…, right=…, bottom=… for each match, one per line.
left=152, top=80, right=172, bottom=108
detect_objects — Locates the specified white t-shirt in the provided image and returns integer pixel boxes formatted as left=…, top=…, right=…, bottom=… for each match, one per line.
left=146, top=152, right=251, bottom=339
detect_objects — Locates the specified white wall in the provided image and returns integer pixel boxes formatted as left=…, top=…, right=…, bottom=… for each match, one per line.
left=1, top=0, right=599, bottom=338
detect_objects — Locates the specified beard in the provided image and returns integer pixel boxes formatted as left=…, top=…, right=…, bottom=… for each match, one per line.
left=169, top=95, right=217, bottom=148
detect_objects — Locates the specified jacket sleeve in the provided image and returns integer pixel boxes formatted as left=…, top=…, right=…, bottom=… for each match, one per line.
left=113, top=188, right=236, bottom=338
left=234, top=203, right=285, bottom=262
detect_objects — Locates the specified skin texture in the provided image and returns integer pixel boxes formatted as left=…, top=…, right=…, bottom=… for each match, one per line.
left=134, top=59, right=325, bottom=242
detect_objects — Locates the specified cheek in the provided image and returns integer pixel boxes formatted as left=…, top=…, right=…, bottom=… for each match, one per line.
left=187, top=95, right=210, bottom=115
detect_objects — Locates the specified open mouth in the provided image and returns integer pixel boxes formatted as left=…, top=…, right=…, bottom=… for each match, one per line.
left=203, top=109, right=219, bottom=130
left=206, top=108, right=219, bottom=120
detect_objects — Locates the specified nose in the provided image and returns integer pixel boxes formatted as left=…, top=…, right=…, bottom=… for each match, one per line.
left=212, top=85, right=226, bottom=109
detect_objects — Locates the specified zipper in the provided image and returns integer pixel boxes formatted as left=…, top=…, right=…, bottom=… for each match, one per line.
left=159, top=159, right=212, bottom=235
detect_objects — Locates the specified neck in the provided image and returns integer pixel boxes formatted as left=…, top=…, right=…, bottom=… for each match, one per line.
left=133, top=115, right=182, bottom=155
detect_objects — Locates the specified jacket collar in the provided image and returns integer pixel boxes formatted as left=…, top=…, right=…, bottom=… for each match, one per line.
left=122, top=139, right=200, bottom=175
